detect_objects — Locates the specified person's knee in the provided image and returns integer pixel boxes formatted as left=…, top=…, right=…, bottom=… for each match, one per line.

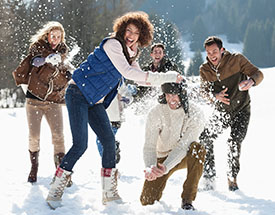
left=72, top=142, right=88, bottom=156
left=140, top=195, right=157, bottom=206
left=140, top=185, right=161, bottom=206
left=189, top=142, right=206, bottom=162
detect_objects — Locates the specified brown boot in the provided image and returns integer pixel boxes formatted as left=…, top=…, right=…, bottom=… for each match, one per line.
left=228, top=178, right=239, bottom=191
left=54, top=152, right=73, bottom=187
left=54, top=152, right=65, bottom=169
left=27, top=150, right=39, bottom=183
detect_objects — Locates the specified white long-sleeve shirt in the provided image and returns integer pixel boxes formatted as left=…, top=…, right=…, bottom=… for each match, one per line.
left=103, top=39, right=178, bottom=85
left=143, top=103, right=205, bottom=174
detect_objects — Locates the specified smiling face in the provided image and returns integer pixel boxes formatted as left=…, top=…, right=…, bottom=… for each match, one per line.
left=124, top=23, right=140, bottom=48
left=205, top=43, right=224, bottom=66
left=151, top=47, right=165, bottom=65
left=165, top=93, right=181, bottom=110
left=48, top=29, right=62, bottom=50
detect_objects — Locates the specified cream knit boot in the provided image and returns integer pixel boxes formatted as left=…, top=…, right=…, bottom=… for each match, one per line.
left=46, top=167, right=72, bottom=209
left=101, top=168, right=122, bottom=205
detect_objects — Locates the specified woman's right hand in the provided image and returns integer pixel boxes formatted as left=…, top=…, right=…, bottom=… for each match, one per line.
left=176, top=74, right=184, bottom=83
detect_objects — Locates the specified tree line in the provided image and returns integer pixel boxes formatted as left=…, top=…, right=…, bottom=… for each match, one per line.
left=0, top=0, right=184, bottom=90
left=188, top=0, right=275, bottom=68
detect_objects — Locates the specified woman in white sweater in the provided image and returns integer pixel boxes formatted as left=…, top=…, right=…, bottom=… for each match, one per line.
left=140, top=82, right=206, bottom=211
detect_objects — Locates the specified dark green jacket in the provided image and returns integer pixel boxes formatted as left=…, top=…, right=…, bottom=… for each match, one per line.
left=200, top=50, right=263, bottom=115
left=143, top=56, right=179, bottom=73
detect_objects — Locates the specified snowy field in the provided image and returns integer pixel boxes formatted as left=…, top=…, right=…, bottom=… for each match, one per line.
left=0, top=66, right=274, bottom=215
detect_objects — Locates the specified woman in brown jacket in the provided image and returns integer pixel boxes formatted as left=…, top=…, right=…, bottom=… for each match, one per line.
left=12, top=21, right=73, bottom=184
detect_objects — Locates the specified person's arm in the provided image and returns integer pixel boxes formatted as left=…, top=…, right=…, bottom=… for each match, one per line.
left=238, top=54, right=263, bottom=86
left=237, top=54, right=264, bottom=91
left=162, top=106, right=205, bottom=174
left=103, top=39, right=180, bottom=85
left=143, top=107, right=161, bottom=168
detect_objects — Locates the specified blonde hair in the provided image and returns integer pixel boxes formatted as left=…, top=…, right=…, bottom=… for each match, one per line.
left=113, top=11, right=154, bottom=47
left=30, top=21, right=65, bottom=47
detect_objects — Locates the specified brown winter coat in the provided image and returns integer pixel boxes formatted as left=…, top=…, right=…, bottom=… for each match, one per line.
left=200, top=50, right=263, bottom=114
left=12, top=40, right=71, bottom=103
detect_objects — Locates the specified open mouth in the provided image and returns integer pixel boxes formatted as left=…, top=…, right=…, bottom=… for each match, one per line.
left=126, top=38, right=133, bottom=44
left=211, top=57, right=218, bottom=64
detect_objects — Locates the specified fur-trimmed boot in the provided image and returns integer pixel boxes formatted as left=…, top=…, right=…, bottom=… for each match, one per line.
left=228, top=177, right=239, bottom=191
left=27, top=150, right=39, bottom=183
left=46, top=167, right=72, bottom=209
left=54, top=152, right=65, bottom=169
left=101, top=168, right=122, bottom=205
left=54, top=152, right=73, bottom=187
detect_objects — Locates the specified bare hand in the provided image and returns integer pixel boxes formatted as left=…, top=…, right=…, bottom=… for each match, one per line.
left=176, top=74, right=184, bottom=83
left=144, top=164, right=167, bottom=181
left=144, top=168, right=157, bottom=181
left=239, top=79, right=254, bottom=91
left=215, top=88, right=230, bottom=105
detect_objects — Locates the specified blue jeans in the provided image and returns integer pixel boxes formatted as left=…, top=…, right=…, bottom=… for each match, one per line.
left=60, top=84, right=116, bottom=171
left=96, top=126, right=118, bottom=157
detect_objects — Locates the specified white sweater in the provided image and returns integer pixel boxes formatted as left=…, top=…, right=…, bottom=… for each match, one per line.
left=143, top=103, right=205, bottom=174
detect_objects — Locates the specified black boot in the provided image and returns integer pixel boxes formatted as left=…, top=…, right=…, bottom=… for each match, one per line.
left=228, top=178, right=239, bottom=191
left=54, top=152, right=73, bottom=187
left=115, top=141, right=121, bottom=164
left=27, top=150, right=39, bottom=183
left=181, top=199, right=195, bottom=211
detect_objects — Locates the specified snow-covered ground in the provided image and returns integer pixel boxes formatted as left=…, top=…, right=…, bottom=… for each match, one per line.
left=0, top=66, right=274, bottom=215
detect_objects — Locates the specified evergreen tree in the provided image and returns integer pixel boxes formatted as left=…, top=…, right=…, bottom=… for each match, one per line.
left=0, top=0, right=29, bottom=89
left=189, top=16, right=208, bottom=52
left=243, top=21, right=262, bottom=66
left=186, top=50, right=203, bottom=77
left=0, top=0, right=13, bottom=88
left=243, top=19, right=275, bottom=67
left=271, top=24, right=275, bottom=66
left=139, top=14, right=185, bottom=74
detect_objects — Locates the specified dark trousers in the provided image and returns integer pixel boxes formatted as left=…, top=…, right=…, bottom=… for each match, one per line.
left=199, top=108, right=250, bottom=180
left=60, top=84, right=116, bottom=171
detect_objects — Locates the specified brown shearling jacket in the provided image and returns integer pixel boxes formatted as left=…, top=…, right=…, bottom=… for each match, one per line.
left=12, top=40, right=71, bottom=103
left=200, top=50, right=263, bottom=115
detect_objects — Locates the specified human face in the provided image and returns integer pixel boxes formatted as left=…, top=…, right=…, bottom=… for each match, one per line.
left=205, top=43, right=224, bottom=66
left=48, top=29, right=62, bottom=49
left=150, top=47, right=165, bottom=65
left=165, top=93, right=181, bottom=110
left=124, top=24, right=140, bottom=49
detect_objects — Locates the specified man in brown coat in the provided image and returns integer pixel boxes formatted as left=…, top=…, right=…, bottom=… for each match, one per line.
left=199, top=36, right=263, bottom=191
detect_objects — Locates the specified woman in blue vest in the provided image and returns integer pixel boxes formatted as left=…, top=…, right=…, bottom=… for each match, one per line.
left=46, top=11, right=183, bottom=209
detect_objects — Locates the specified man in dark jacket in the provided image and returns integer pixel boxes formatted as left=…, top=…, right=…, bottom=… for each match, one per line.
left=136, top=43, right=179, bottom=98
left=199, top=36, right=263, bottom=191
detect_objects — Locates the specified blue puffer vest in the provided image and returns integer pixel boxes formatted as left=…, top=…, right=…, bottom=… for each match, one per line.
left=72, top=38, right=123, bottom=108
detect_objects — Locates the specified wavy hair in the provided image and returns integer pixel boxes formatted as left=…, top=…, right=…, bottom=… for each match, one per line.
left=112, top=11, right=154, bottom=47
left=29, top=21, right=65, bottom=48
